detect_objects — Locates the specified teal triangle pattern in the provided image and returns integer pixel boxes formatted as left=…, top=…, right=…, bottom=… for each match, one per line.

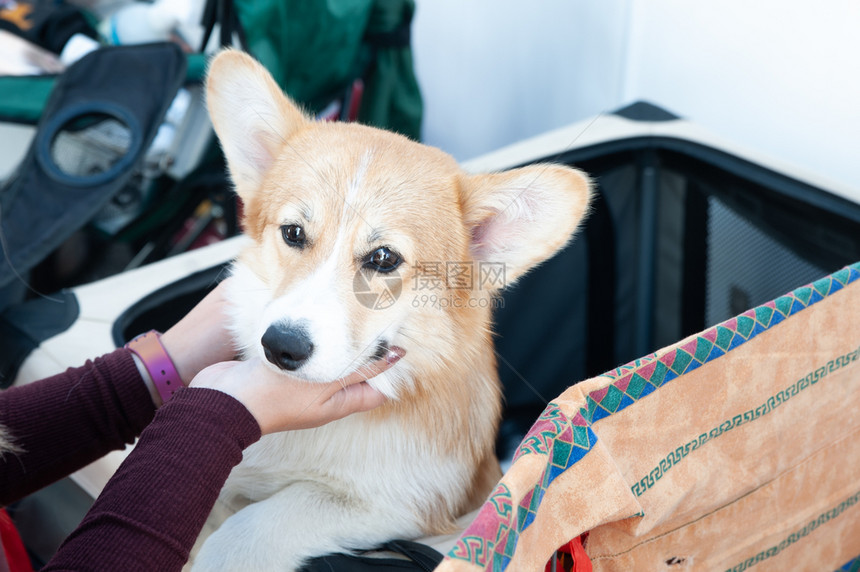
left=836, top=554, right=860, bottom=572
left=449, top=401, right=597, bottom=569
left=581, top=262, right=860, bottom=430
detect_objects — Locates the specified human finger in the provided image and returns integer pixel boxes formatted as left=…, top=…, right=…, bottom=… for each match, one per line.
left=327, top=380, right=388, bottom=412
left=332, top=346, right=406, bottom=392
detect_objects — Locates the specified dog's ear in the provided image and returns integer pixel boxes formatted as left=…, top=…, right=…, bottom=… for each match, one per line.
left=461, top=164, right=592, bottom=287
left=205, top=49, right=307, bottom=198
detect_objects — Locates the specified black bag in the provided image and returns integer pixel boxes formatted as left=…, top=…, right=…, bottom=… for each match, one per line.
left=0, top=42, right=186, bottom=292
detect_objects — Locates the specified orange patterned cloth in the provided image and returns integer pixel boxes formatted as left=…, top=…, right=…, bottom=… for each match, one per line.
left=438, top=262, right=860, bottom=571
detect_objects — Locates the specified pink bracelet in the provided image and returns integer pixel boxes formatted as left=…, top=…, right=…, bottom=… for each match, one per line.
left=125, top=330, right=182, bottom=404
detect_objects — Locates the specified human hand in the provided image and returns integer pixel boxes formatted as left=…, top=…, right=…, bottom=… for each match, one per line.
left=189, top=349, right=403, bottom=434
left=160, top=278, right=237, bottom=386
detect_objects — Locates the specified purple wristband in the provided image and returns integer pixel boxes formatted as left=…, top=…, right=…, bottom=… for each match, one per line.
left=125, top=330, right=182, bottom=404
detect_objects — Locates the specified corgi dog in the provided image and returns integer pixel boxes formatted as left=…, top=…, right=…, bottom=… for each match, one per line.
left=193, top=50, right=592, bottom=571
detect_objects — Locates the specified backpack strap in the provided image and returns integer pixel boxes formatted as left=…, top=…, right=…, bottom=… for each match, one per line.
left=381, top=539, right=444, bottom=571
left=299, top=539, right=444, bottom=572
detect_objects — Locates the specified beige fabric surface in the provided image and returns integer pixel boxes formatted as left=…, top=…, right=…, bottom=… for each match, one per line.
left=438, top=263, right=860, bottom=572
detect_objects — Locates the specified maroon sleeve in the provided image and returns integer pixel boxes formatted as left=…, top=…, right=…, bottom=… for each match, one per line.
left=43, top=388, right=261, bottom=572
left=0, top=349, right=156, bottom=505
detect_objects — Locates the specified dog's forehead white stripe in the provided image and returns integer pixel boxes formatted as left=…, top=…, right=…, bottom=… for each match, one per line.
left=339, top=150, right=373, bottom=233
left=259, top=151, right=376, bottom=382
left=273, top=151, right=372, bottom=226
left=344, top=151, right=373, bottom=206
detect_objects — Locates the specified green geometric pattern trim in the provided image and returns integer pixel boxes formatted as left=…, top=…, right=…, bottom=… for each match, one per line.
left=581, top=262, right=860, bottom=427
left=448, top=403, right=597, bottom=569
left=725, top=489, right=860, bottom=572
left=631, top=344, right=860, bottom=497
left=447, top=483, right=514, bottom=569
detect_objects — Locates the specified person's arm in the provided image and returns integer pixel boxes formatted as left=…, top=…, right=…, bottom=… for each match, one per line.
left=42, top=387, right=259, bottom=572
left=42, top=356, right=397, bottom=571
left=0, top=281, right=238, bottom=505
left=0, top=349, right=156, bottom=505
left=0, top=275, right=397, bottom=569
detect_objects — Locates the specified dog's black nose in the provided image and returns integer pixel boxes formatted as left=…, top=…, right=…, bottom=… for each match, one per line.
left=261, top=324, right=314, bottom=371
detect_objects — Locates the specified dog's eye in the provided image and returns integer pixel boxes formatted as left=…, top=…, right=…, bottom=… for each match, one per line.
left=364, top=247, right=402, bottom=273
left=281, top=224, right=306, bottom=248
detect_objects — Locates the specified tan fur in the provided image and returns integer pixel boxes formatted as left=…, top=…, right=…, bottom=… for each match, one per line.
left=195, top=49, right=592, bottom=570
left=0, top=424, right=22, bottom=457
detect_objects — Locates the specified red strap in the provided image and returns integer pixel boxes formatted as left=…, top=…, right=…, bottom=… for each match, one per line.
left=0, top=509, right=33, bottom=572
left=545, top=534, right=592, bottom=572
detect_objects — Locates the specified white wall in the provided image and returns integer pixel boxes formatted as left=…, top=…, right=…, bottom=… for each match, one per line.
left=412, top=0, right=631, bottom=162
left=623, top=0, right=860, bottom=193
left=413, top=1, right=860, bottom=194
